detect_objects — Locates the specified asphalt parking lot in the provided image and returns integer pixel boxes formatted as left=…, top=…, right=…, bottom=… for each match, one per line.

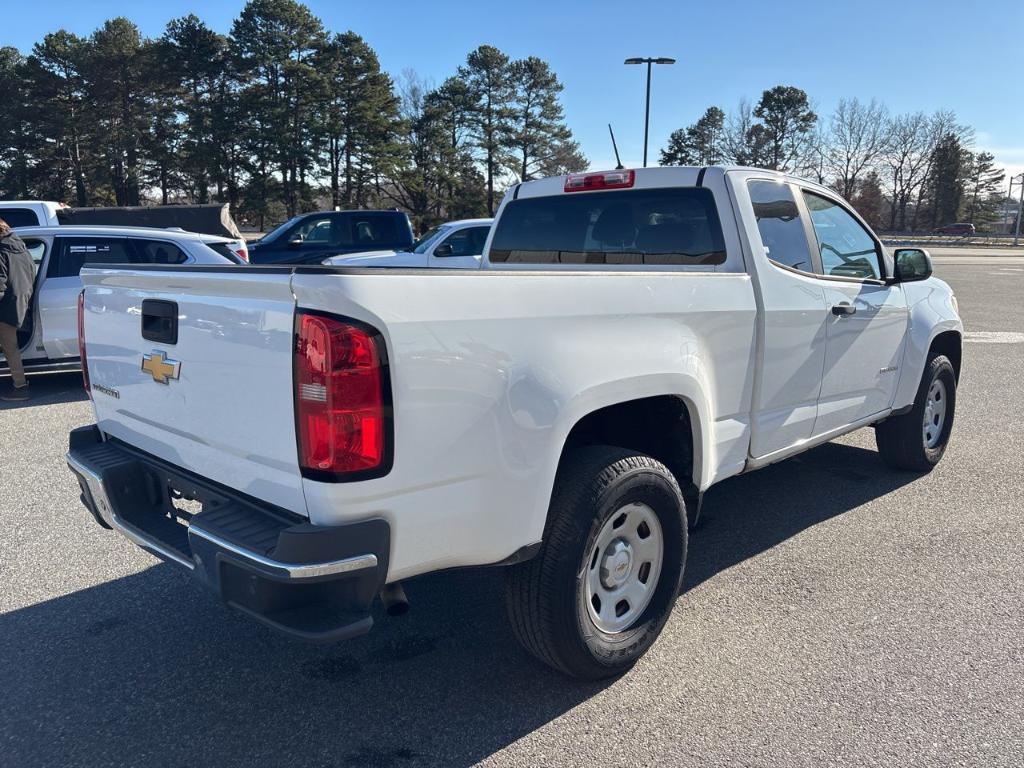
left=2, top=257, right=1022, bottom=767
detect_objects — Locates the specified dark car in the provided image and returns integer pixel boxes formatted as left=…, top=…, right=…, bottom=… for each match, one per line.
left=934, top=222, right=976, bottom=237
left=248, top=210, right=414, bottom=265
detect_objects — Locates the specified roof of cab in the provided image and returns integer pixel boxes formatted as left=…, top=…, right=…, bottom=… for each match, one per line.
left=510, top=165, right=806, bottom=201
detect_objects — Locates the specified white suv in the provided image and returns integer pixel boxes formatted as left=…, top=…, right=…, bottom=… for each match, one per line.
left=1, top=225, right=237, bottom=377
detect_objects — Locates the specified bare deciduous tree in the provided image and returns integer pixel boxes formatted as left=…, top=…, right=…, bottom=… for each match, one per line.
left=827, top=97, right=891, bottom=200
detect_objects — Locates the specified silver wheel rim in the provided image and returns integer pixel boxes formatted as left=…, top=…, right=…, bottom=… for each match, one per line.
left=582, top=502, right=664, bottom=634
left=923, top=378, right=948, bottom=449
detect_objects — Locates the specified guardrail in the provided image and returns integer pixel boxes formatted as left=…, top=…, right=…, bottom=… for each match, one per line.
left=878, top=232, right=1023, bottom=248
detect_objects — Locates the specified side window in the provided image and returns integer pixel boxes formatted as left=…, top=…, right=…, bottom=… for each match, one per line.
left=132, top=239, right=188, bottom=265
left=0, top=208, right=41, bottom=228
left=352, top=215, right=400, bottom=246
left=801, top=191, right=882, bottom=280
left=293, top=216, right=335, bottom=245
left=22, top=238, right=46, bottom=275
left=747, top=180, right=814, bottom=272
left=48, top=238, right=134, bottom=278
left=469, top=226, right=490, bottom=253
left=436, top=228, right=483, bottom=257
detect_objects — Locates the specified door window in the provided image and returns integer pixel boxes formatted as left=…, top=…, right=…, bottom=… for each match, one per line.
left=436, top=226, right=489, bottom=257
left=132, top=239, right=188, bottom=265
left=293, top=216, right=337, bottom=245
left=747, top=180, right=814, bottom=272
left=22, top=238, right=46, bottom=275
left=801, top=191, right=882, bottom=280
left=48, top=238, right=135, bottom=277
left=351, top=215, right=399, bottom=246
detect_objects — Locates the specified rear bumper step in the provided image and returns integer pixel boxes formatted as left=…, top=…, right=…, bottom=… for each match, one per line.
left=66, top=425, right=390, bottom=642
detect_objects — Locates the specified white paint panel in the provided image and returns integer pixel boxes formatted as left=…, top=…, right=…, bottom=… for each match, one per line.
left=81, top=269, right=307, bottom=515
left=293, top=270, right=757, bottom=581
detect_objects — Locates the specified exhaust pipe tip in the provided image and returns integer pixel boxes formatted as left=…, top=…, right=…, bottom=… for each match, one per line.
left=380, top=582, right=409, bottom=617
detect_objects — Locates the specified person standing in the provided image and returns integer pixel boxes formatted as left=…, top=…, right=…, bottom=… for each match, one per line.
left=0, top=218, right=35, bottom=401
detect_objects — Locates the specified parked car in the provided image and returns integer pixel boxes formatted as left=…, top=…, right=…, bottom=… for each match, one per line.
left=0, top=226, right=237, bottom=378
left=323, top=218, right=493, bottom=269
left=0, top=200, right=250, bottom=262
left=248, top=210, right=414, bottom=265
left=67, top=166, right=962, bottom=679
left=0, top=200, right=65, bottom=227
left=934, top=222, right=976, bottom=236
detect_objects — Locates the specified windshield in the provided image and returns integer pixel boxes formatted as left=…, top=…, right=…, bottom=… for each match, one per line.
left=412, top=225, right=451, bottom=254
left=260, top=215, right=303, bottom=243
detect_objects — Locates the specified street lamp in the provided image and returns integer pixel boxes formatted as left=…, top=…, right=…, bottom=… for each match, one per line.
left=1010, top=172, right=1024, bottom=247
left=624, top=56, right=675, bottom=168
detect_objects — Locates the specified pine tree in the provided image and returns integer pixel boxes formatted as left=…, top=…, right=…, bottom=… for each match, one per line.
left=660, top=106, right=725, bottom=166
left=459, top=45, right=514, bottom=215
left=0, top=47, right=31, bottom=198
left=163, top=15, right=229, bottom=203
left=752, top=86, right=817, bottom=171
left=927, top=133, right=968, bottom=228
left=84, top=18, right=154, bottom=205
left=230, top=0, right=328, bottom=217
left=507, top=56, right=585, bottom=181
left=962, top=151, right=1004, bottom=227
left=23, top=32, right=91, bottom=204
left=321, top=32, right=402, bottom=209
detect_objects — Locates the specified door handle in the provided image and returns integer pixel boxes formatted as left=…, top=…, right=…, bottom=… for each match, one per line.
left=141, top=299, right=178, bottom=344
left=831, top=303, right=857, bottom=317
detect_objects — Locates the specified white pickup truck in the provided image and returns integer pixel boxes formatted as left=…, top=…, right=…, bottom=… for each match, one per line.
left=66, top=166, right=962, bottom=679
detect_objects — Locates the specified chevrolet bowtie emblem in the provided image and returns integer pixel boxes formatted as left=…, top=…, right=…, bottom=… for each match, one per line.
left=141, top=350, right=181, bottom=384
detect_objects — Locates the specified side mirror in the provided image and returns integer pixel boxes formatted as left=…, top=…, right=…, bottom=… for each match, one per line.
left=287, top=234, right=304, bottom=248
left=893, top=248, right=933, bottom=282
left=434, top=243, right=454, bottom=257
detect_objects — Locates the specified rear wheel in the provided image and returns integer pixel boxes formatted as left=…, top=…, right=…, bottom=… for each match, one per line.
left=505, top=446, right=687, bottom=680
left=876, top=354, right=957, bottom=471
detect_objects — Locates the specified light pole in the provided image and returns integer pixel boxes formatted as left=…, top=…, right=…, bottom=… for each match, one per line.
left=1011, top=172, right=1024, bottom=247
left=624, top=57, right=675, bottom=168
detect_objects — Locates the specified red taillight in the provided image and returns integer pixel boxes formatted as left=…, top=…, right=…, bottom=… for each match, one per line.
left=564, top=169, right=635, bottom=192
left=77, top=290, right=91, bottom=398
left=236, top=244, right=249, bottom=263
left=295, top=312, right=389, bottom=478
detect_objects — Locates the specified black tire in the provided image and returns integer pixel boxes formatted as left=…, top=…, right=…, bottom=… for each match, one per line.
left=505, top=446, right=687, bottom=680
left=876, top=354, right=957, bottom=471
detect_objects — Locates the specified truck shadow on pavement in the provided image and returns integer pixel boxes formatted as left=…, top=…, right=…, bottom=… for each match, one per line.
left=0, top=441, right=918, bottom=768
left=0, top=373, right=87, bottom=411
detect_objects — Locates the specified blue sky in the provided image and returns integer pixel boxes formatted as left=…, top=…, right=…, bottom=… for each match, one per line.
left=6, top=0, right=1023, bottom=181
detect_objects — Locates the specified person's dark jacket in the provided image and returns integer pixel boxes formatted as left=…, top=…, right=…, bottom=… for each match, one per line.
left=0, top=230, right=35, bottom=328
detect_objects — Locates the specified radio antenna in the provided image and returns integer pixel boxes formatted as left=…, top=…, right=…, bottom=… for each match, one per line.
left=608, top=124, right=624, bottom=169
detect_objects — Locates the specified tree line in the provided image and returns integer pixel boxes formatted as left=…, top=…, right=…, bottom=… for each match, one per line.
left=660, top=87, right=1008, bottom=231
left=0, top=0, right=586, bottom=229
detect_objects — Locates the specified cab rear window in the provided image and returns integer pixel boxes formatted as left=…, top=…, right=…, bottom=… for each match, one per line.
left=489, top=188, right=726, bottom=265
left=0, top=208, right=41, bottom=228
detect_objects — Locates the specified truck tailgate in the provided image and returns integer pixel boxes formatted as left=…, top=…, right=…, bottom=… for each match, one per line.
left=80, top=268, right=306, bottom=516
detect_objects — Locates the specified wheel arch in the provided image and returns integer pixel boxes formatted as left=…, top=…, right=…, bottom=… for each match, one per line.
left=551, top=385, right=711, bottom=518
left=929, top=329, right=962, bottom=383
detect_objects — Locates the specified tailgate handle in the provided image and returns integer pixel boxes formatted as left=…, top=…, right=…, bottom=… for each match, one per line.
left=141, top=299, right=179, bottom=345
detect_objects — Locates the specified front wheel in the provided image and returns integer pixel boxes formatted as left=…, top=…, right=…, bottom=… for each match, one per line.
left=504, top=446, right=687, bottom=680
left=876, top=354, right=957, bottom=471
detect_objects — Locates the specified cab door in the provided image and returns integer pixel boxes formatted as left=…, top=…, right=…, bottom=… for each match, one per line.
left=744, top=179, right=831, bottom=458
left=797, top=189, right=909, bottom=434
